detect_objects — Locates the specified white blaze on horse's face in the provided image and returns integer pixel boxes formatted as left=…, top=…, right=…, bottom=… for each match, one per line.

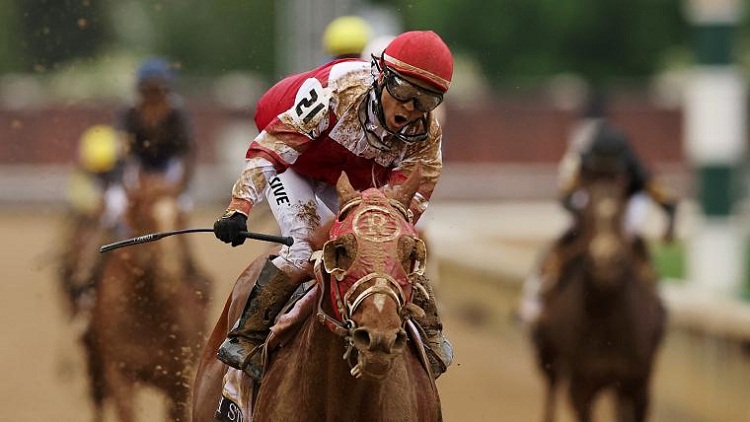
left=154, top=198, right=178, bottom=231
left=373, top=279, right=390, bottom=313
left=596, top=198, right=617, bottom=219
left=586, top=183, right=629, bottom=285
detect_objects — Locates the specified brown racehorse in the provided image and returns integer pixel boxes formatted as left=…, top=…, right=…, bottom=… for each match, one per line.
left=531, top=167, right=667, bottom=422
left=86, top=172, right=211, bottom=421
left=193, top=170, right=441, bottom=422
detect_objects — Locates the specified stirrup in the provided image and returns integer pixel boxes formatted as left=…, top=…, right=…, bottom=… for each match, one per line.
left=217, top=337, right=246, bottom=369
left=242, top=349, right=264, bottom=382
left=217, top=338, right=266, bottom=382
left=425, top=333, right=453, bottom=378
left=216, top=337, right=258, bottom=366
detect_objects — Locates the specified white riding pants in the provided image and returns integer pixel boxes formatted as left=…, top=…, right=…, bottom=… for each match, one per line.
left=265, top=169, right=339, bottom=272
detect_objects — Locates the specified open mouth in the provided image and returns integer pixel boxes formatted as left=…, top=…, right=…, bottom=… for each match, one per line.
left=351, top=353, right=394, bottom=380
left=392, top=114, right=408, bottom=128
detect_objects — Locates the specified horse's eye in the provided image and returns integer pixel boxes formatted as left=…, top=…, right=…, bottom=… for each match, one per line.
left=398, top=235, right=416, bottom=271
left=398, top=236, right=427, bottom=275
left=323, top=233, right=357, bottom=274
left=335, top=243, right=350, bottom=261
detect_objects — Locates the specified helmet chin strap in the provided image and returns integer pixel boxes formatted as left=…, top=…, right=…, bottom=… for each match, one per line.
left=363, top=79, right=429, bottom=149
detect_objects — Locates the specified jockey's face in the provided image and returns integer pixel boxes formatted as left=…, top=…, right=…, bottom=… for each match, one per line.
left=379, top=71, right=439, bottom=133
left=138, top=80, right=169, bottom=104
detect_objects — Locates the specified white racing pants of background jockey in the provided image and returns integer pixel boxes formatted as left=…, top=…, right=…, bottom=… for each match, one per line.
left=518, top=191, right=650, bottom=325
left=265, top=168, right=338, bottom=272
left=623, top=192, right=648, bottom=240
left=101, top=184, right=127, bottom=227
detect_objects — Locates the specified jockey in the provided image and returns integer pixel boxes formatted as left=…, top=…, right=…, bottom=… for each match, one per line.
left=557, top=93, right=677, bottom=243
left=322, top=15, right=373, bottom=60
left=117, top=56, right=196, bottom=209
left=214, top=30, right=454, bottom=380
left=62, top=124, right=125, bottom=312
left=518, top=99, right=678, bottom=325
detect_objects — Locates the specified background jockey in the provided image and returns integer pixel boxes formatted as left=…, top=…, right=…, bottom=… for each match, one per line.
left=321, top=15, right=373, bottom=61
left=111, top=56, right=199, bottom=273
left=518, top=92, right=678, bottom=326
left=117, top=56, right=196, bottom=214
left=557, top=92, right=677, bottom=241
left=61, top=124, right=125, bottom=316
left=213, top=30, right=454, bottom=380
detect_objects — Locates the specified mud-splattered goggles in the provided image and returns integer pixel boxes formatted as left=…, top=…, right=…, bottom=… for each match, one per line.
left=383, top=70, right=444, bottom=112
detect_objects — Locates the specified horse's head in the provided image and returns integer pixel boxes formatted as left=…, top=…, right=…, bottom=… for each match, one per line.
left=124, top=171, right=183, bottom=235
left=317, top=169, right=427, bottom=380
left=578, top=151, right=632, bottom=290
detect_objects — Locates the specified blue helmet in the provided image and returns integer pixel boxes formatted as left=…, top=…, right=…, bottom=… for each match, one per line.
left=136, top=57, right=174, bottom=85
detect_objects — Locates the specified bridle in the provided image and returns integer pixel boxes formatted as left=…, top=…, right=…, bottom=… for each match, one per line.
left=312, top=192, right=428, bottom=373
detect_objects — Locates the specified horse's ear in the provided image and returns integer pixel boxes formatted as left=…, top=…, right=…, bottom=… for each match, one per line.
left=393, top=166, right=421, bottom=209
left=336, top=171, right=359, bottom=207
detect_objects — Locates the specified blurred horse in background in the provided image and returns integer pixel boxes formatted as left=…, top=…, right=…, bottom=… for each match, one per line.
left=58, top=208, right=107, bottom=319
left=531, top=153, right=667, bottom=422
left=57, top=168, right=120, bottom=322
left=86, top=171, right=212, bottom=421
left=193, top=171, right=441, bottom=421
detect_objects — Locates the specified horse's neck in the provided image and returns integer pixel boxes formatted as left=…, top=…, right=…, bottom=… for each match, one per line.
left=129, top=196, right=188, bottom=281
left=262, top=309, right=372, bottom=398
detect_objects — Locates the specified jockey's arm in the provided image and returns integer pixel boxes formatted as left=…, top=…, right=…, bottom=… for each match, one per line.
left=624, top=145, right=678, bottom=241
left=559, top=167, right=584, bottom=213
left=645, top=178, right=678, bottom=242
left=225, top=85, right=329, bottom=216
left=177, top=143, right=197, bottom=192
left=175, top=109, right=197, bottom=191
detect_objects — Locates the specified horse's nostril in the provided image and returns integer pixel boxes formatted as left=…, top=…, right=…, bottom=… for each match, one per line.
left=353, top=328, right=406, bottom=353
left=393, top=329, right=408, bottom=350
left=352, top=328, right=371, bottom=348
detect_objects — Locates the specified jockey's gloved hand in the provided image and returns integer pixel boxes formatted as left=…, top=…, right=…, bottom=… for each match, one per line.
left=214, top=210, right=248, bottom=247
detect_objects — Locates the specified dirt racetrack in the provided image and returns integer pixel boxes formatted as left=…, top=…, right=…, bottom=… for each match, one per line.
left=2, top=206, right=750, bottom=421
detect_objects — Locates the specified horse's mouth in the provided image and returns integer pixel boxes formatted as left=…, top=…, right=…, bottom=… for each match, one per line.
left=351, top=351, right=400, bottom=380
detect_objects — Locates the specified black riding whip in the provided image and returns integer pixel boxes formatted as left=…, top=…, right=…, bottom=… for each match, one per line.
left=99, top=228, right=293, bottom=253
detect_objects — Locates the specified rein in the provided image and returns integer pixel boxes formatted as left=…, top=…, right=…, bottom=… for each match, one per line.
left=313, top=250, right=352, bottom=338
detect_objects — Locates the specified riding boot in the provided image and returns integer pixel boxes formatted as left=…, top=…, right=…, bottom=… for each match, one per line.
left=217, top=258, right=301, bottom=381
left=411, top=274, right=453, bottom=379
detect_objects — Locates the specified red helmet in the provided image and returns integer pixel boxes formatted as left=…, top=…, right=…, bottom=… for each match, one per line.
left=381, top=31, right=453, bottom=93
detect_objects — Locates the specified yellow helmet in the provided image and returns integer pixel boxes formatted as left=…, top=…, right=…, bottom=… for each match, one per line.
left=322, top=16, right=373, bottom=58
left=78, top=125, right=120, bottom=173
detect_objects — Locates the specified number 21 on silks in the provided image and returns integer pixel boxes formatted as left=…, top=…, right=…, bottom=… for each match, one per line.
left=293, top=78, right=330, bottom=131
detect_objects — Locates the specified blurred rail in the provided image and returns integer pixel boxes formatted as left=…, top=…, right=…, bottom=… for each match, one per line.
left=0, top=162, right=691, bottom=205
